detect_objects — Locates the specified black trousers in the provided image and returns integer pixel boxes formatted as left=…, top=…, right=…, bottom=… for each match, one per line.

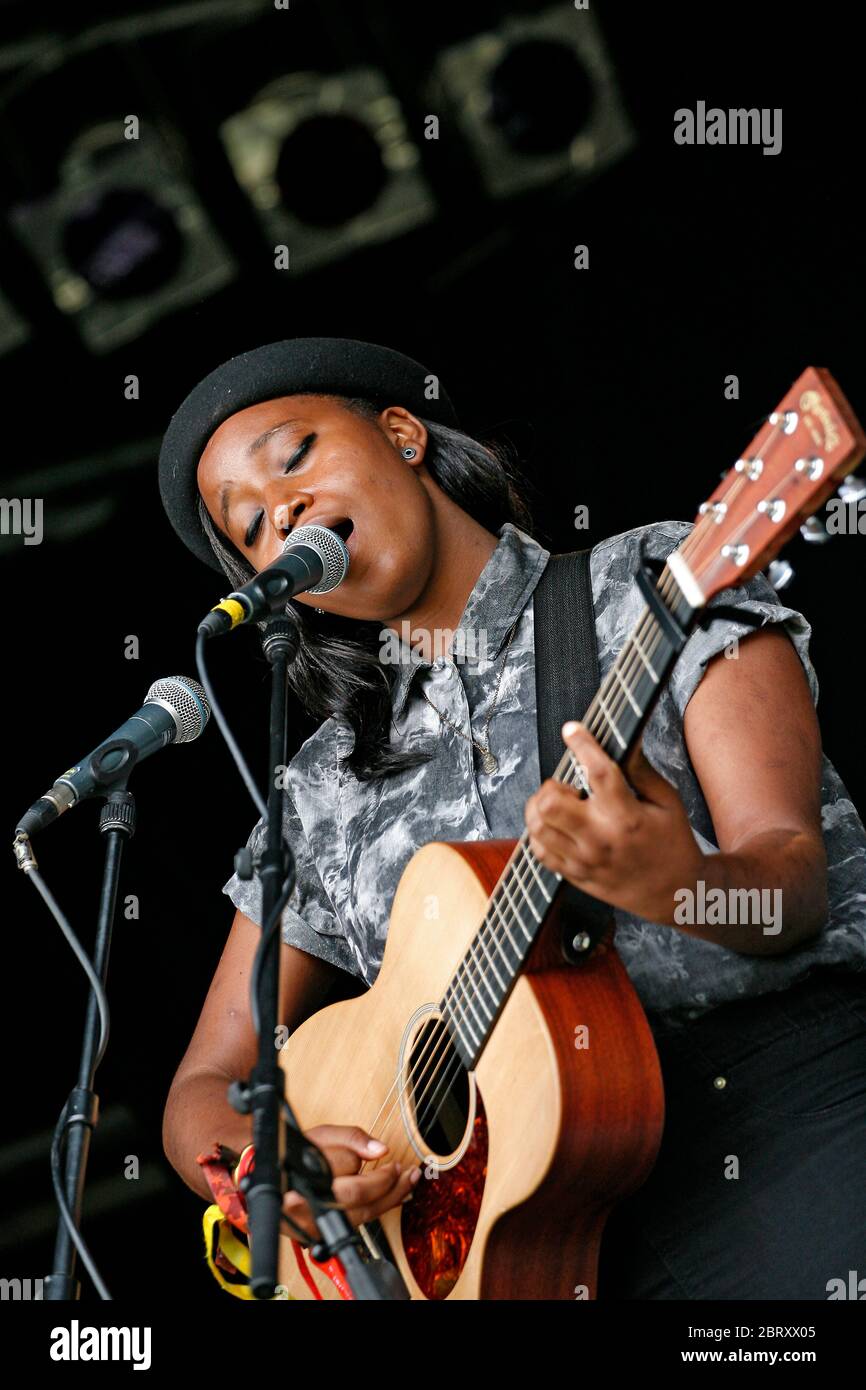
left=595, top=966, right=866, bottom=1300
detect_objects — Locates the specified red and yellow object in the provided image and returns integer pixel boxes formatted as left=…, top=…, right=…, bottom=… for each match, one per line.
left=196, top=1143, right=354, bottom=1300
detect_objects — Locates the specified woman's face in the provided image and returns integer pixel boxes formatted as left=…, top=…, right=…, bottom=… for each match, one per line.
left=196, top=394, right=437, bottom=621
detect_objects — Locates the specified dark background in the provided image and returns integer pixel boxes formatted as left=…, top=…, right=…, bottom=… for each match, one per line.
left=1, top=0, right=864, bottom=1299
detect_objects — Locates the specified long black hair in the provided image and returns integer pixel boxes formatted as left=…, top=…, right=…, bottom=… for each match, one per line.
left=197, top=394, right=537, bottom=781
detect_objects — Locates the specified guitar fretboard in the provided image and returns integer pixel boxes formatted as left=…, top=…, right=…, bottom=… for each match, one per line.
left=441, top=562, right=695, bottom=1069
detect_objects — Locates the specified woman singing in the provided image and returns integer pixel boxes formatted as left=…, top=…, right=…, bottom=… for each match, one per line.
left=159, top=336, right=866, bottom=1299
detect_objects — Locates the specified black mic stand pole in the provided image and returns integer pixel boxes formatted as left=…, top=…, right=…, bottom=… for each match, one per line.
left=43, top=742, right=140, bottom=1299
left=232, top=616, right=407, bottom=1300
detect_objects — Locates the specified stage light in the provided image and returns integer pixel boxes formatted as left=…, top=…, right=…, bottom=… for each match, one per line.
left=9, top=121, right=236, bottom=353
left=488, top=37, right=595, bottom=156
left=431, top=2, right=634, bottom=199
left=61, top=187, right=185, bottom=300
left=220, top=66, right=435, bottom=273
left=275, top=113, right=389, bottom=227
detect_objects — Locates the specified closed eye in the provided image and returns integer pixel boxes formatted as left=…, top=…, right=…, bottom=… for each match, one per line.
left=284, top=433, right=315, bottom=472
left=244, top=510, right=264, bottom=548
left=243, top=433, right=316, bottom=547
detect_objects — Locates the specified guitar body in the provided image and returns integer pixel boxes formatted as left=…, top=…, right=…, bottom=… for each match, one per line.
left=276, top=837, right=665, bottom=1300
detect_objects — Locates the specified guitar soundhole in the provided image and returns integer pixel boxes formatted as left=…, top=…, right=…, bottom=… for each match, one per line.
left=401, top=1019, right=489, bottom=1300
left=408, top=1018, right=470, bottom=1154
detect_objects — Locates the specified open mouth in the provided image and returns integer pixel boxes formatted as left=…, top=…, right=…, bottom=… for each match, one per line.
left=332, top=518, right=354, bottom=543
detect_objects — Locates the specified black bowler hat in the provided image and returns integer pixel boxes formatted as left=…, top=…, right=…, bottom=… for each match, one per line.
left=157, top=335, right=460, bottom=572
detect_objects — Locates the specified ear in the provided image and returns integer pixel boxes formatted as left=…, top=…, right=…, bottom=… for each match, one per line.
left=379, top=405, right=427, bottom=462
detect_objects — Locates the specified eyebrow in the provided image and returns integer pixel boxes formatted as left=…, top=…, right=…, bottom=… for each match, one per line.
left=247, top=418, right=304, bottom=456
left=218, top=419, right=306, bottom=533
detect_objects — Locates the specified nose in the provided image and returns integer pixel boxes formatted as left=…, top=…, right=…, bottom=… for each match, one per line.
left=271, top=490, right=312, bottom=541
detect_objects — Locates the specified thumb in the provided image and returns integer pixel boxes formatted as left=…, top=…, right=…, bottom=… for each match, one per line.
left=305, top=1124, right=389, bottom=1160
left=624, top=740, right=675, bottom=804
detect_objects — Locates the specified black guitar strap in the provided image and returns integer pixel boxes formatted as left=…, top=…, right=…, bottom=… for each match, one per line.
left=533, top=549, right=616, bottom=962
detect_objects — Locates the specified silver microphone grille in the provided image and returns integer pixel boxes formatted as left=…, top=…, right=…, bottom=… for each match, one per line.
left=145, top=676, right=211, bottom=744
left=284, top=524, right=350, bottom=594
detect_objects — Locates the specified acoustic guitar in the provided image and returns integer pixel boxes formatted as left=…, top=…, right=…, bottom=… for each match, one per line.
left=275, top=367, right=865, bottom=1300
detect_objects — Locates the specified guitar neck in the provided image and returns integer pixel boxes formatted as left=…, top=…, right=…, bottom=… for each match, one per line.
left=441, top=561, right=696, bottom=1071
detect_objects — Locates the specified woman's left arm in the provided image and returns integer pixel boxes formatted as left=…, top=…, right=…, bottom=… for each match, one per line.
left=524, top=625, right=828, bottom=956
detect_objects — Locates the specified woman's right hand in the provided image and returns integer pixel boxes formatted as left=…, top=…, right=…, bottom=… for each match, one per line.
left=281, top=1125, right=422, bottom=1243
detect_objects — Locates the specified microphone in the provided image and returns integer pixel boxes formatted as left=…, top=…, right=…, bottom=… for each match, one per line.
left=15, top=676, right=211, bottom=837
left=198, top=523, right=351, bottom=638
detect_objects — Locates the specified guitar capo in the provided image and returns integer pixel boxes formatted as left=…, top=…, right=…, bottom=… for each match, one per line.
left=634, top=534, right=765, bottom=649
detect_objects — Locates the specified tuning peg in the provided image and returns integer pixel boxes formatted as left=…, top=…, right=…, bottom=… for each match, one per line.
left=800, top=516, right=830, bottom=544
left=838, top=473, right=866, bottom=503
left=766, top=558, right=794, bottom=591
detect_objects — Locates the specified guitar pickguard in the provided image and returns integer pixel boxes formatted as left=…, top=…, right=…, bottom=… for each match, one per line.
left=399, top=1089, right=489, bottom=1299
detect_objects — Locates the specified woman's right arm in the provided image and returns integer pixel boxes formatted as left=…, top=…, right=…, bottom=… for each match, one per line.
left=162, top=907, right=336, bottom=1201
left=162, top=908, right=419, bottom=1230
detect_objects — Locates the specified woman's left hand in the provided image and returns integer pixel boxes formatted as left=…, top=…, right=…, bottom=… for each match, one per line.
left=523, top=720, right=705, bottom=925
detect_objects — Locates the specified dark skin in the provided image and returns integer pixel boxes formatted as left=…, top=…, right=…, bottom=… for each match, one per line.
left=165, top=393, right=827, bottom=1241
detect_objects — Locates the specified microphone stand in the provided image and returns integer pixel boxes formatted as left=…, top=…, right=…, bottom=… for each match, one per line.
left=43, top=743, right=139, bottom=1300
left=230, top=616, right=408, bottom=1300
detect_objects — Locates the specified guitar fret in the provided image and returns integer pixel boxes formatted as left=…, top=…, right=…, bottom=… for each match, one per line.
left=596, top=690, right=627, bottom=749
left=525, top=850, right=554, bottom=900
left=485, top=901, right=521, bottom=974
left=512, top=855, right=546, bottom=927
left=491, top=882, right=528, bottom=946
left=447, top=990, right=482, bottom=1051
left=632, top=629, right=660, bottom=683
left=462, top=940, right=496, bottom=1021
left=472, top=928, right=507, bottom=994
left=501, top=870, right=541, bottom=928
left=612, top=663, right=642, bottom=715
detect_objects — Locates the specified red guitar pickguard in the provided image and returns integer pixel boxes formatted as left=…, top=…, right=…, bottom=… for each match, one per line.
left=400, top=1089, right=489, bottom=1299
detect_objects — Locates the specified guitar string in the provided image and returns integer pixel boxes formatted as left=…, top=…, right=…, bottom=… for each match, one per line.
left=355, top=423, right=790, bottom=1174
left=358, top=479, right=756, bottom=1168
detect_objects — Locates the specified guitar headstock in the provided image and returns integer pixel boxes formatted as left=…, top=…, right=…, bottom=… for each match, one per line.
left=669, top=368, right=866, bottom=607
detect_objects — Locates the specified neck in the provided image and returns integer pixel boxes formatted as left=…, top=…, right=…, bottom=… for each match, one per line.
left=384, top=500, right=499, bottom=661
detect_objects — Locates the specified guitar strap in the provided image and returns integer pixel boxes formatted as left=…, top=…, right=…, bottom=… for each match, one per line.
left=533, top=548, right=616, bottom=962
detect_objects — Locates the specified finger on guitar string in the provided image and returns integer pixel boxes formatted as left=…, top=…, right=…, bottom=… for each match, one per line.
left=283, top=1159, right=422, bottom=1235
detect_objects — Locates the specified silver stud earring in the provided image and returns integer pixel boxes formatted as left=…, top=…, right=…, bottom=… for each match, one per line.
left=401, top=445, right=417, bottom=459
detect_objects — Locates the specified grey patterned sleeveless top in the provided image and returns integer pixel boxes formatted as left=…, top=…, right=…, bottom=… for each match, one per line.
left=222, top=520, right=866, bottom=1022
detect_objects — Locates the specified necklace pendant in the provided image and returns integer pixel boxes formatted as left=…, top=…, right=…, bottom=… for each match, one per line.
left=480, top=749, right=498, bottom=775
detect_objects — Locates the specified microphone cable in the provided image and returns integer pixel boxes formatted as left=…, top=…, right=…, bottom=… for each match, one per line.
left=12, top=838, right=113, bottom=1300
left=195, top=630, right=267, bottom=822
left=194, top=628, right=295, bottom=1036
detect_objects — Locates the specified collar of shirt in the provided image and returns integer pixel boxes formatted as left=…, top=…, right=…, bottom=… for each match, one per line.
left=388, top=521, right=551, bottom=720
